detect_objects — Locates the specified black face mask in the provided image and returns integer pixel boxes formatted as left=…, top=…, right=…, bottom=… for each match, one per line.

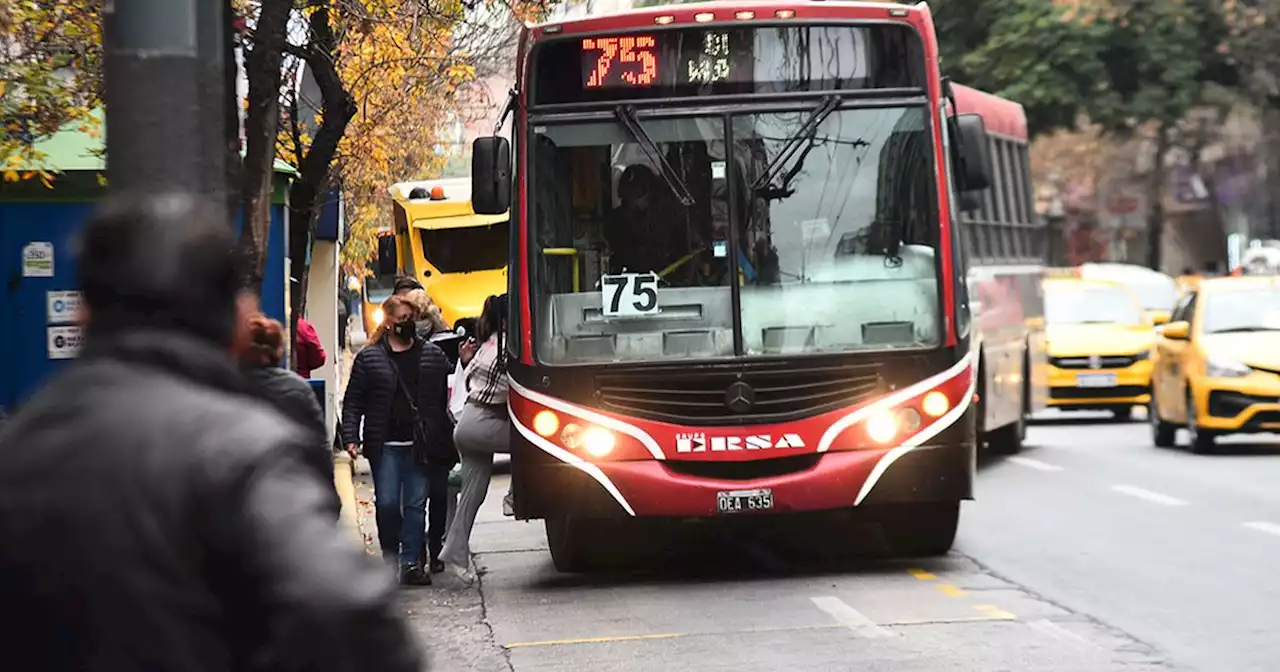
left=392, top=319, right=415, bottom=341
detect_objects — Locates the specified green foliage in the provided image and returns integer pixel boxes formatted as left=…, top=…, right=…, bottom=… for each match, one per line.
left=934, top=0, right=1236, bottom=137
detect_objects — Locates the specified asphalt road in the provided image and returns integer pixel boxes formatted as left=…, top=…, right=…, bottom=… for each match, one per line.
left=383, top=412, right=1280, bottom=671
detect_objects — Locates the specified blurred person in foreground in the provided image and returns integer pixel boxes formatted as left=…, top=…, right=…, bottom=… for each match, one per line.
left=343, top=294, right=456, bottom=584
left=238, top=311, right=336, bottom=512
left=0, top=195, right=420, bottom=671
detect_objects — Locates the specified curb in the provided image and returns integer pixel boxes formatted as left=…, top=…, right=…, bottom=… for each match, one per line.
left=332, top=453, right=363, bottom=547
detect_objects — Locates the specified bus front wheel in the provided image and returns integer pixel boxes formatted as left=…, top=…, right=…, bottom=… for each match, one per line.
left=879, top=502, right=960, bottom=557
left=545, top=517, right=637, bottom=573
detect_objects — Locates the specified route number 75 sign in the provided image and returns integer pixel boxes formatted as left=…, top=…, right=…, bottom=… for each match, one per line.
left=601, top=272, right=659, bottom=317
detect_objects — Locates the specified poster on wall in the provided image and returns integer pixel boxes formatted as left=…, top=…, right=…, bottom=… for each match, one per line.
left=47, top=326, right=83, bottom=360
left=46, top=290, right=83, bottom=325
left=22, top=242, right=54, bottom=277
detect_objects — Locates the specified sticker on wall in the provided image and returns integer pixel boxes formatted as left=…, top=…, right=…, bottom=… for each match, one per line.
left=47, top=326, right=83, bottom=360
left=46, top=291, right=83, bottom=325
left=22, top=242, right=54, bottom=277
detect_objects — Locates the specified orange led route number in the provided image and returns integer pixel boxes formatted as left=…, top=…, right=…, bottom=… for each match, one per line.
left=583, top=36, right=658, bottom=88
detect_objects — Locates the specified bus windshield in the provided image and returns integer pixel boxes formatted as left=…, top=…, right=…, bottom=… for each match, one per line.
left=529, top=105, right=941, bottom=365
left=419, top=221, right=509, bottom=274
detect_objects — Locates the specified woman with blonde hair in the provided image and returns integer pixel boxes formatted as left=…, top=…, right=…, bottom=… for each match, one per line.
left=342, top=294, right=456, bottom=585
left=402, top=288, right=449, bottom=340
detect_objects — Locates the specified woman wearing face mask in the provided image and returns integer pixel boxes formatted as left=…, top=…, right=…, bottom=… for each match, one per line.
left=341, top=294, right=455, bottom=586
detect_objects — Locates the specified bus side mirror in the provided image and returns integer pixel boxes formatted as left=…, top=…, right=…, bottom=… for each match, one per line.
left=954, top=113, right=992, bottom=192
left=472, top=136, right=511, bottom=215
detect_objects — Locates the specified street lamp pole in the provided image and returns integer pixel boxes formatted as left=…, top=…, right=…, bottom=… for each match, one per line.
left=103, top=0, right=233, bottom=221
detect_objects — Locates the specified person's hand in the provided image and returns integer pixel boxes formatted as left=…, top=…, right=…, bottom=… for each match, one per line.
left=459, top=338, right=478, bottom=365
left=345, top=443, right=359, bottom=460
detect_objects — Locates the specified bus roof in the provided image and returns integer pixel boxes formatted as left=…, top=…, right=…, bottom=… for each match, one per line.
left=532, top=1, right=927, bottom=37
left=951, top=83, right=1028, bottom=141
left=389, top=177, right=508, bottom=230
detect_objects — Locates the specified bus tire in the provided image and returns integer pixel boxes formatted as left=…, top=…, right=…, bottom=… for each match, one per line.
left=986, top=414, right=1024, bottom=455
left=545, top=517, right=631, bottom=573
left=880, top=502, right=959, bottom=557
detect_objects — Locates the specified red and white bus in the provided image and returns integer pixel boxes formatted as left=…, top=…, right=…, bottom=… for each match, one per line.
left=470, top=1, right=1040, bottom=571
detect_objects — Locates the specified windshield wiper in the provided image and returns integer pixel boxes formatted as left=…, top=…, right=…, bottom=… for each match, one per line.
left=752, top=95, right=841, bottom=193
left=613, top=105, right=695, bottom=207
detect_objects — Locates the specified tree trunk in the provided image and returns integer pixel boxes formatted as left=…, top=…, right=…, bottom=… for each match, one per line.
left=287, top=1, right=357, bottom=359
left=238, top=0, right=291, bottom=291
left=1146, top=122, right=1172, bottom=272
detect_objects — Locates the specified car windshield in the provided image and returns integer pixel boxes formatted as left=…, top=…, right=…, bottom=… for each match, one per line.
left=527, top=106, right=940, bottom=364
left=419, top=221, right=509, bottom=274
left=1045, top=286, right=1144, bottom=326
left=1202, top=287, right=1280, bottom=334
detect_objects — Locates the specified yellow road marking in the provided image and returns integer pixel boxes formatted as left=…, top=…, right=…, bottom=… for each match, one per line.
left=332, top=454, right=363, bottom=547
left=974, top=604, right=1017, bottom=619
left=505, top=632, right=684, bottom=649
left=907, top=568, right=937, bottom=580
left=936, top=583, right=966, bottom=597
left=504, top=610, right=1025, bottom=650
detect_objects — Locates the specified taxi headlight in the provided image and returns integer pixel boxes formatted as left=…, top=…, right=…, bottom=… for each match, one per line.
left=372, top=307, right=384, bottom=325
left=1206, top=356, right=1251, bottom=378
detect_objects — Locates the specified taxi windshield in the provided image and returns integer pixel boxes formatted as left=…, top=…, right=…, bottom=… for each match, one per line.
left=1045, top=286, right=1144, bottom=326
left=1202, top=288, right=1280, bottom=334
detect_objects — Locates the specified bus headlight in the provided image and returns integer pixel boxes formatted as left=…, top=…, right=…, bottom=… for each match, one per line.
left=922, top=391, right=950, bottom=418
left=533, top=410, right=559, bottom=438
left=866, top=410, right=899, bottom=443
left=582, top=427, right=616, bottom=457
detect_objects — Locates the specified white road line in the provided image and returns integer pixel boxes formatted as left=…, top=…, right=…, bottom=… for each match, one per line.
left=1241, top=521, right=1280, bottom=537
left=1110, top=484, right=1189, bottom=507
left=1007, top=456, right=1064, bottom=472
left=1027, top=619, right=1099, bottom=649
left=809, top=596, right=892, bottom=638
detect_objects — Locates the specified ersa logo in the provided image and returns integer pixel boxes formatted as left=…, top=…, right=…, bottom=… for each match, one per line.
left=675, top=432, right=806, bottom=453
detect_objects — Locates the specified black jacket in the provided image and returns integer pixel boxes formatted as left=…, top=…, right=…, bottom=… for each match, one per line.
left=342, top=337, right=456, bottom=467
left=242, top=365, right=335, bottom=504
left=0, top=330, right=421, bottom=672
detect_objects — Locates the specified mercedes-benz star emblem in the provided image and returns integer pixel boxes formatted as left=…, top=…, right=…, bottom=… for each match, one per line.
left=725, top=381, right=755, bottom=413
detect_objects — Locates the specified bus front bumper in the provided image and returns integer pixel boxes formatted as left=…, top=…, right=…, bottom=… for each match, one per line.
left=510, top=440, right=975, bottom=520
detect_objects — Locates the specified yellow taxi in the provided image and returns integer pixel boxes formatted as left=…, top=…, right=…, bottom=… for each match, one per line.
left=1150, top=276, right=1280, bottom=453
left=1044, top=277, right=1155, bottom=420
left=1078, top=262, right=1177, bottom=326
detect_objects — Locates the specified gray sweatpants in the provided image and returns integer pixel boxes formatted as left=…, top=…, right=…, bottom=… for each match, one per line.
left=439, top=402, right=508, bottom=569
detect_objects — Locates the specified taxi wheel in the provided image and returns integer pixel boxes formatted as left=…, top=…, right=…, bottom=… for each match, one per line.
left=1185, top=394, right=1218, bottom=454
left=880, top=502, right=959, bottom=557
left=1150, top=396, right=1176, bottom=448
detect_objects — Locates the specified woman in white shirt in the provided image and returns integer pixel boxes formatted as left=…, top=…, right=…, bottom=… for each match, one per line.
left=439, top=295, right=510, bottom=584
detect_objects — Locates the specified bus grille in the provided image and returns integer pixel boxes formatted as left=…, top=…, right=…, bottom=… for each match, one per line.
left=594, top=362, right=884, bottom=425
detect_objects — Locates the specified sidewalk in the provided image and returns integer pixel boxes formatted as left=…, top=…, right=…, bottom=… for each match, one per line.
left=350, top=459, right=513, bottom=670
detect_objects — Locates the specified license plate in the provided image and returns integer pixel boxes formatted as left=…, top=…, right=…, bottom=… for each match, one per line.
left=716, top=488, right=774, bottom=514
left=1076, top=373, right=1117, bottom=388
